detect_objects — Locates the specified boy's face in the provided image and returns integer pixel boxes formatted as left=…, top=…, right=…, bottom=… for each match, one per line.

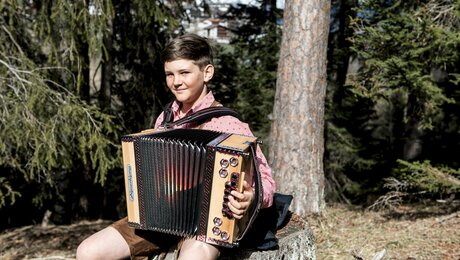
left=164, top=59, right=214, bottom=111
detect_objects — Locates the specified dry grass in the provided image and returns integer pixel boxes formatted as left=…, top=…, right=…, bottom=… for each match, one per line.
left=0, top=202, right=459, bottom=259
left=0, top=219, right=112, bottom=260
left=306, top=202, right=460, bottom=260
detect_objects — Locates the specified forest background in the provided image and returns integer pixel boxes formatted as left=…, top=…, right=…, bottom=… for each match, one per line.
left=0, top=0, right=459, bottom=257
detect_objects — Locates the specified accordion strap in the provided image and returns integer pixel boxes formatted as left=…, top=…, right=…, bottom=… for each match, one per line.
left=160, top=100, right=242, bottom=129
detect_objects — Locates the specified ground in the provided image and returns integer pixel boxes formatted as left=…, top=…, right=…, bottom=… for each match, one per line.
left=309, top=202, right=460, bottom=260
left=1, top=202, right=459, bottom=260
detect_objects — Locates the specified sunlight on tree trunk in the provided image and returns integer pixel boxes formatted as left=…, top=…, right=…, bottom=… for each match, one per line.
left=269, top=0, right=330, bottom=214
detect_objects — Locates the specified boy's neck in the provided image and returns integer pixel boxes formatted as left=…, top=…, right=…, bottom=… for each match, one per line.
left=179, top=106, right=188, bottom=117
left=179, top=103, right=191, bottom=116
left=177, top=89, right=210, bottom=116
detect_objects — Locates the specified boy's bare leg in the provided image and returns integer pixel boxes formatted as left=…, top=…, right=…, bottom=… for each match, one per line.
left=76, top=226, right=130, bottom=260
left=177, top=238, right=220, bottom=260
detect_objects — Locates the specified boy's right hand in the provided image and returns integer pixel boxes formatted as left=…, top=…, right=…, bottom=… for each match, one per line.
left=227, top=180, right=254, bottom=220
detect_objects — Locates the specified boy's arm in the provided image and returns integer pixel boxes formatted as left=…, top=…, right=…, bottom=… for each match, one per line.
left=253, top=144, right=276, bottom=208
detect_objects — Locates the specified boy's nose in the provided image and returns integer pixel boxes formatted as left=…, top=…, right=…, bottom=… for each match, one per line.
left=173, top=78, right=182, bottom=88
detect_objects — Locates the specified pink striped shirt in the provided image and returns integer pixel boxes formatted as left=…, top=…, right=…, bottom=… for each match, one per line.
left=154, top=92, right=275, bottom=208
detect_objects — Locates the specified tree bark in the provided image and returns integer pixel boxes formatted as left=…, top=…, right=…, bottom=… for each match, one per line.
left=269, top=0, right=330, bottom=214
left=99, top=18, right=113, bottom=111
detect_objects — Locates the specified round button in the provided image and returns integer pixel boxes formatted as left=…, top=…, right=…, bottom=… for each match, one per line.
left=229, top=157, right=238, bottom=167
left=212, top=226, right=221, bottom=236
left=220, top=159, right=229, bottom=168
left=219, top=169, right=228, bottom=178
left=221, top=231, right=230, bottom=241
left=213, top=217, right=223, bottom=226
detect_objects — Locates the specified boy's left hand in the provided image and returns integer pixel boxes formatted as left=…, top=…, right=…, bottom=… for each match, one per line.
left=228, top=180, right=254, bottom=219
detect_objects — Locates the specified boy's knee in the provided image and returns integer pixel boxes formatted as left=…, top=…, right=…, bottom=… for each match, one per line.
left=76, top=239, right=97, bottom=260
left=178, top=239, right=220, bottom=260
left=75, top=241, right=88, bottom=260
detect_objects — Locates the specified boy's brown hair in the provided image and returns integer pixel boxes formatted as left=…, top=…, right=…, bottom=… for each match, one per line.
left=160, top=34, right=213, bottom=70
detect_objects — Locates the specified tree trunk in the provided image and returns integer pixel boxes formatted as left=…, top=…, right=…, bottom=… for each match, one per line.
left=99, top=18, right=113, bottom=111
left=269, top=0, right=330, bottom=214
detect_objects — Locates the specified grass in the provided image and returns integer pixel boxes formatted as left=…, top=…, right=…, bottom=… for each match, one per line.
left=306, top=202, right=460, bottom=260
left=0, top=202, right=459, bottom=259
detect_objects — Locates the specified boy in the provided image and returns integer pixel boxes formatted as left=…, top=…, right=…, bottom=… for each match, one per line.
left=76, top=33, right=275, bottom=260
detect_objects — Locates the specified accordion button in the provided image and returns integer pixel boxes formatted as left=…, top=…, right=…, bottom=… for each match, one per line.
left=220, top=159, right=229, bottom=168
left=229, top=157, right=238, bottom=167
left=221, top=231, right=230, bottom=241
left=222, top=208, right=233, bottom=219
left=219, top=169, right=228, bottom=178
left=213, top=217, right=223, bottom=226
left=212, top=226, right=221, bottom=236
left=231, top=172, right=239, bottom=180
left=225, top=181, right=237, bottom=191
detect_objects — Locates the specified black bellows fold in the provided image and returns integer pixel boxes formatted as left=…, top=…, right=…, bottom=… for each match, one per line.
left=134, top=129, right=222, bottom=236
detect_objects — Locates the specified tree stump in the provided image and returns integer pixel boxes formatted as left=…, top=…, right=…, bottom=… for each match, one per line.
left=152, top=213, right=316, bottom=260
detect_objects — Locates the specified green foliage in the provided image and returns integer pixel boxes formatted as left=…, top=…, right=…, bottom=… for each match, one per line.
left=325, top=0, right=460, bottom=203
left=0, top=177, right=21, bottom=207
left=210, top=43, right=238, bottom=105
left=324, top=121, right=376, bottom=202
left=0, top=0, right=183, bottom=224
left=348, top=0, right=459, bottom=130
left=394, top=160, right=460, bottom=195
left=217, top=1, right=282, bottom=145
left=0, top=53, right=120, bottom=207
left=109, top=0, right=181, bottom=132
left=233, top=24, right=280, bottom=141
left=29, top=0, right=113, bottom=96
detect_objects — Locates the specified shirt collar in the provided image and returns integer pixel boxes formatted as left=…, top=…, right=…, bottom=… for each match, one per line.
left=171, top=91, right=216, bottom=116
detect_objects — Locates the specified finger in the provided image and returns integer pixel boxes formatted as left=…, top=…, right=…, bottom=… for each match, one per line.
left=230, top=190, right=245, bottom=200
left=228, top=194, right=252, bottom=212
left=242, top=180, right=251, bottom=190
left=230, top=180, right=252, bottom=201
left=227, top=196, right=244, bottom=219
left=230, top=180, right=251, bottom=200
left=228, top=194, right=242, bottom=209
left=233, top=181, right=255, bottom=204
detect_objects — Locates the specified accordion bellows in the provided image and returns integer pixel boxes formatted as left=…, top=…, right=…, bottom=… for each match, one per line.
left=121, top=128, right=262, bottom=247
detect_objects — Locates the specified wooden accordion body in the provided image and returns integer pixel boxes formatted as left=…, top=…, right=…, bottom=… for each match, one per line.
left=121, top=128, right=262, bottom=247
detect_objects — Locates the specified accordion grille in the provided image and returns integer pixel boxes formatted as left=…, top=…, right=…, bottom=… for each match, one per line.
left=133, top=129, right=222, bottom=236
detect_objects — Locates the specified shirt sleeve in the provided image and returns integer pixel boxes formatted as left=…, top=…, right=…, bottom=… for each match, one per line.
left=203, top=116, right=276, bottom=208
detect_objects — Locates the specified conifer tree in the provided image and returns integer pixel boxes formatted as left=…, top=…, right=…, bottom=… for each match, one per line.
left=226, top=0, right=281, bottom=143
left=346, top=0, right=460, bottom=203
left=0, top=0, right=183, bottom=226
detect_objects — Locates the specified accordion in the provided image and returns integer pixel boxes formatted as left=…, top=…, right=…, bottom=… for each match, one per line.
left=121, top=128, right=262, bottom=247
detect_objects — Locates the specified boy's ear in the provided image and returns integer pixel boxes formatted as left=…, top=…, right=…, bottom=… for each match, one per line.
left=203, top=64, right=214, bottom=83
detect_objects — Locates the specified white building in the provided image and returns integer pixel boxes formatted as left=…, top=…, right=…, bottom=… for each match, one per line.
left=182, top=0, right=284, bottom=44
